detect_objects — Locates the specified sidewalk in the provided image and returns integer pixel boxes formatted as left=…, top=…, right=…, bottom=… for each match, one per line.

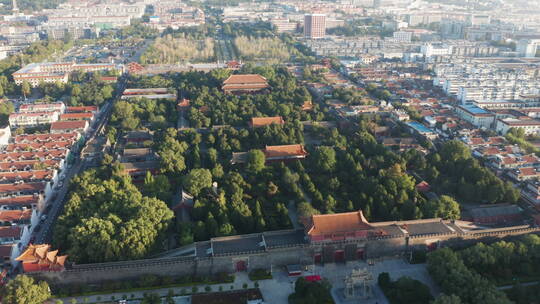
left=54, top=272, right=267, bottom=304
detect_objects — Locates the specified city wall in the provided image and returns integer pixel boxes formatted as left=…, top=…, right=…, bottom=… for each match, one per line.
left=31, top=227, right=540, bottom=286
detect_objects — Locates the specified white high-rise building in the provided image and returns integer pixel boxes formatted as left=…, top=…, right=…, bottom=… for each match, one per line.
left=517, top=39, right=540, bottom=58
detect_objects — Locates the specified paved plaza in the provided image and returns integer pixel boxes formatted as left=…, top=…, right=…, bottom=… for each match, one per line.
left=56, top=258, right=438, bottom=304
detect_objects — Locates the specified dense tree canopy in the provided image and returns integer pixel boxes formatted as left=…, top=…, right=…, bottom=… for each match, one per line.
left=1, top=275, right=51, bottom=304
left=183, top=168, right=213, bottom=197
left=432, top=294, right=463, bottom=304
left=0, top=101, right=14, bottom=126
left=378, top=272, right=433, bottom=304
left=54, top=164, right=174, bottom=263
left=459, top=235, right=540, bottom=284
left=423, top=195, right=460, bottom=220
left=417, top=140, right=519, bottom=205
left=427, top=248, right=511, bottom=304
left=246, top=149, right=266, bottom=174
left=288, top=277, right=334, bottom=304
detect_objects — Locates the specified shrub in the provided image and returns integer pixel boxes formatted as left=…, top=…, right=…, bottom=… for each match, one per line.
left=410, top=250, right=427, bottom=264
left=248, top=268, right=272, bottom=281
left=138, top=275, right=159, bottom=287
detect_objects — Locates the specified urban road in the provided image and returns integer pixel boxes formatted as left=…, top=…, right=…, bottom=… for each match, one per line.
left=33, top=77, right=127, bottom=245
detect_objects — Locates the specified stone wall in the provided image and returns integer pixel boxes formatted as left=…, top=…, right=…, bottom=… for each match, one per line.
left=30, top=227, right=540, bottom=286
left=31, top=246, right=314, bottom=286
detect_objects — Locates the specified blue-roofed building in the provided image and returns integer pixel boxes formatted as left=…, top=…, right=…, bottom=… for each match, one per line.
left=456, top=105, right=495, bottom=129
left=406, top=121, right=438, bottom=140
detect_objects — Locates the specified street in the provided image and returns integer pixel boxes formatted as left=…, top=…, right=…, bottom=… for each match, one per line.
left=32, top=76, right=127, bottom=245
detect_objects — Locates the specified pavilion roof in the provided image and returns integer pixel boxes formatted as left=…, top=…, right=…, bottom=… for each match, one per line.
left=305, top=210, right=373, bottom=236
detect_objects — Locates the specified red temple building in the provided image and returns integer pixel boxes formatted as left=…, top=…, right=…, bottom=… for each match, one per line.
left=177, top=98, right=191, bottom=111
left=302, top=100, right=314, bottom=111
left=127, top=62, right=144, bottom=74
left=231, top=144, right=308, bottom=165
left=263, top=144, right=308, bottom=162
left=16, top=244, right=67, bottom=272
left=303, top=210, right=456, bottom=263
left=222, top=74, right=269, bottom=94
left=249, top=116, right=285, bottom=128
left=305, top=211, right=380, bottom=242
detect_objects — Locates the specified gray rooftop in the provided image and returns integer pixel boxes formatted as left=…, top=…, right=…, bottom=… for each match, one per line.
left=405, top=221, right=454, bottom=236
left=211, top=234, right=265, bottom=256
left=470, top=204, right=522, bottom=219
left=264, top=230, right=307, bottom=248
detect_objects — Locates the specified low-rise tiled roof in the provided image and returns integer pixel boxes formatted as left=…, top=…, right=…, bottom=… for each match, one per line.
left=516, top=167, right=540, bottom=177
left=0, top=226, right=22, bottom=238
left=0, top=182, right=46, bottom=194
left=66, top=106, right=98, bottom=113
left=470, top=204, right=522, bottom=219
left=0, top=195, right=40, bottom=207
left=0, top=159, right=60, bottom=171
left=50, top=120, right=87, bottom=131
left=0, top=209, right=32, bottom=222
left=0, top=150, right=67, bottom=162
left=14, top=132, right=79, bottom=144
left=59, top=113, right=93, bottom=120
left=0, top=244, right=12, bottom=258
left=0, top=170, right=54, bottom=183
left=6, top=141, right=72, bottom=152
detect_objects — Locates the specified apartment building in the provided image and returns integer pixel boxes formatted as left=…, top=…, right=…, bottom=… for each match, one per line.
left=19, top=102, right=65, bottom=114
left=304, top=14, right=326, bottom=39
left=496, top=118, right=540, bottom=135
left=8, top=112, right=59, bottom=128
left=13, top=63, right=123, bottom=87
left=456, top=105, right=495, bottom=129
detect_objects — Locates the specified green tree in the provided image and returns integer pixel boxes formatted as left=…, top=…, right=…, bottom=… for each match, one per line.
left=0, top=101, right=14, bottom=126
left=312, top=146, right=336, bottom=172
left=297, top=201, right=320, bottom=219
left=246, top=149, right=266, bottom=174
left=143, top=172, right=172, bottom=203
left=54, top=166, right=174, bottom=263
left=1, top=275, right=51, bottom=304
left=288, top=277, right=334, bottom=304
left=431, top=294, right=463, bottom=304
left=183, top=168, right=212, bottom=197
left=21, top=81, right=31, bottom=99
left=423, top=195, right=460, bottom=220
left=141, top=293, right=161, bottom=304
